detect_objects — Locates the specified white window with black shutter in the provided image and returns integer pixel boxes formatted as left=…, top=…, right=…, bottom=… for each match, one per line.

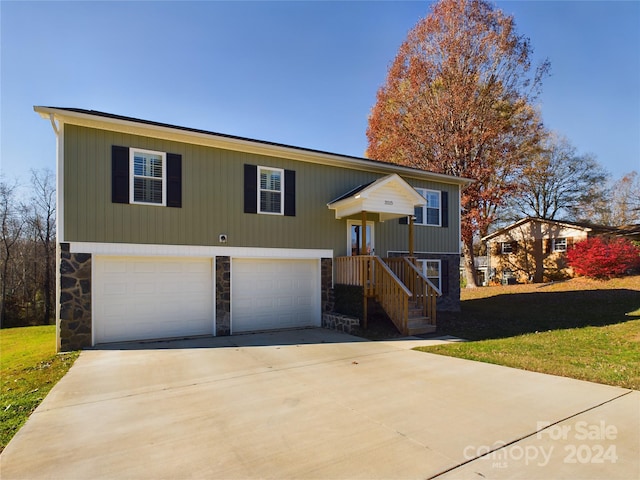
left=112, top=146, right=182, bottom=208
left=244, top=164, right=295, bottom=216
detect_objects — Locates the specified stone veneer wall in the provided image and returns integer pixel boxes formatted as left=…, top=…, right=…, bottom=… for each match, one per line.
left=321, top=258, right=333, bottom=313
left=58, top=243, right=92, bottom=352
left=420, top=253, right=461, bottom=312
left=322, top=312, right=359, bottom=334
left=215, top=256, right=231, bottom=336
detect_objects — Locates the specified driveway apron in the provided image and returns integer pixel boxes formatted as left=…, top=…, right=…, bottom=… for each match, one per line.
left=1, top=329, right=638, bottom=479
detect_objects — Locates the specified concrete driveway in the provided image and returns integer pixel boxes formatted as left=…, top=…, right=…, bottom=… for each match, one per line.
left=1, top=328, right=638, bottom=479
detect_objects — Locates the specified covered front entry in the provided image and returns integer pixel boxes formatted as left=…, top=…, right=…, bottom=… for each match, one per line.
left=93, top=256, right=214, bottom=344
left=328, top=174, right=439, bottom=335
left=231, top=258, right=320, bottom=333
left=328, top=173, right=426, bottom=255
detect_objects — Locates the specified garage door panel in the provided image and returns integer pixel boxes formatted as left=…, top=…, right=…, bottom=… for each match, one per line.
left=232, top=259, right=320, bottom=333
left=94, top=256, right=214, bottom=344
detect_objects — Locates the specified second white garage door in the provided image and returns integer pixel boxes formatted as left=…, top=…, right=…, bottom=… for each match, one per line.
left=232, top=259, right=320, bottom=333
left=93, top=256, right=214, bottom=344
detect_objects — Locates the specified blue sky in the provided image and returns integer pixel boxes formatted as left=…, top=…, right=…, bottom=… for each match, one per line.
left=2, top=1, right=639, bottom=191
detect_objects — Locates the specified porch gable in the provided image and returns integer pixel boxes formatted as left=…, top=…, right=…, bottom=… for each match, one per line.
left=327, top=174, right=426, bottom=221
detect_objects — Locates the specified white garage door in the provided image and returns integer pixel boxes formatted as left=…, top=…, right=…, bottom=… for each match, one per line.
left=94, top=256, right=213, bottom=344
left=232, top=259, right=320, bottom=333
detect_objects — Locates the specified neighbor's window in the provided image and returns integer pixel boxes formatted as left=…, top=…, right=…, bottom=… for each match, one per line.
left=130, top=148, right=166, bottom=205
left=415, top=188, right=441, bottom=226
left=552, top=238, right=567, bottom=252
left=419, top=259, right=441, bottom=289
left=258, top=166, right=284, bottom=214
left=501, top=242, right=513, bottom=254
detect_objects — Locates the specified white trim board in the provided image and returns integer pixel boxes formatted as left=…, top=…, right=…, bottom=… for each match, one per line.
left=68, top=242, right=333, bottom=259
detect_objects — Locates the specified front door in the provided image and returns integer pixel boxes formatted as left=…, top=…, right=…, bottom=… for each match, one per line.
left=347, top=221, right=374, bottom=256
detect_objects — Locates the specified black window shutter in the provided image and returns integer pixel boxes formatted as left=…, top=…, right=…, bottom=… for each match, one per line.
left=112, top=146, right=129, bottom=204
left=166, top=153, right=182, bottom=208
left=441, top=259, right=449, bottom=295
left=284, top=169, right=296, bottom=216
left=244, top=164, right=258, bottom=214
left=441, top=191, right=449, bottom=228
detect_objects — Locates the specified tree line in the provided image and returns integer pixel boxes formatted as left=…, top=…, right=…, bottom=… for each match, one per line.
left=366, top=0, right=639, bottom=286
left=1, top=170, right=55, bottom=328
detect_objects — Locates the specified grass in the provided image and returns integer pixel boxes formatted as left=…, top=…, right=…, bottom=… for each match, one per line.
left=415, top=276, right=640, bottom=390
left=0, top=325, right=79, bottom=452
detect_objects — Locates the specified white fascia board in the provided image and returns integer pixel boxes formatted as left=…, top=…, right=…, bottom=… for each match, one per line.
left=69, top=242, right=333, bottom=259
left=329, top=199, right=362, bottom=219
left=34, top=106, right=473, bottom=186
left=361, top=198, right=414, bottom=216
left=379, top=212, right=410, bottom=222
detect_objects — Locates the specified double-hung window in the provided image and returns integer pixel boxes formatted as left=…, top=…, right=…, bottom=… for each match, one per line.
left=415, top=188, right=441, bottom=226
left=552, top=238, right=567, bottom=252
left=501, top=242, right=513, bottom=254
left=258, top=166, right=284, bottom=214
left=418, top=259, right=441, bottom=289
left=131, top=148, right=166, bottom=206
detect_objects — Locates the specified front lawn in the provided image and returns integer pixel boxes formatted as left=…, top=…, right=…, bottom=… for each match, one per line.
left=0, top=325, right=79, bottom=452
left=417, top=276, right=640, bottom=389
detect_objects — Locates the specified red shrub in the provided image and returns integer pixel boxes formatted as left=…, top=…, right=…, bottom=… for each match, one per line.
left=567, top=237, right=640, bottom=279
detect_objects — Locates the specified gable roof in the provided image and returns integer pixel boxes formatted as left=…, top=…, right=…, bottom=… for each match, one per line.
left=34, top=106, right=473, bottom=186
left=482, top=217, right=640, bottom=241
left=327, top=174, right=426, bottom=221
left=328, top=181, right=376, bottom=204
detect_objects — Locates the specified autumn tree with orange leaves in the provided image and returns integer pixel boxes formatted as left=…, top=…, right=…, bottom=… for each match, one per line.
left=366, top=0, right=549, bottom=287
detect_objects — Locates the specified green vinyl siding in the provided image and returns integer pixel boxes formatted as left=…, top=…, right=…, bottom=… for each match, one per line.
left=63, top=125, right=460, bottom=254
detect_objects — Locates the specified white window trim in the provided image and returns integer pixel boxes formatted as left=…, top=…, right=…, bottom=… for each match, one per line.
left=414, top=188, right=441, bottom=227
left=501, top=242, right=513, bottom=254
left=129, top=148, right=167, bottom=206
left=418, top=259, right=441, bottom=289
left=257, top=166, right=284, bottom=215
left=552, top=238, right=567, bottom=252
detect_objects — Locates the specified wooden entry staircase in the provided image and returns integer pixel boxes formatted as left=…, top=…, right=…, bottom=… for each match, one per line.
left=335, top=256, right=441, bottom=335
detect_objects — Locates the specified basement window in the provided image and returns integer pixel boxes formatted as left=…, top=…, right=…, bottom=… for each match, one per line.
left=418, top=259, right=441, bottom=289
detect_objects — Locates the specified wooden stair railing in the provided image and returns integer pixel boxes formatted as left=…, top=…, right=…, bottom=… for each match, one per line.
left=335, top=256, right=412, bottom=335
left=382, top=257, right=441, bottom=326
left=372, top=256, right=413, bottom=335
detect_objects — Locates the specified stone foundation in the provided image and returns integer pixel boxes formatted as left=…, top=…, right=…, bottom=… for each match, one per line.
left=216, top=256, right=231, bottom=336
left=321, top=258, right=334, bottom=313
left=58, top=243, right=92, bottom=352
left=322, top=312, right=359, bottom=334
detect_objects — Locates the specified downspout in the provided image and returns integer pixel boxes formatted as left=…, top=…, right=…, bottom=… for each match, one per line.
left=48, top=113, right=60, bottom=136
